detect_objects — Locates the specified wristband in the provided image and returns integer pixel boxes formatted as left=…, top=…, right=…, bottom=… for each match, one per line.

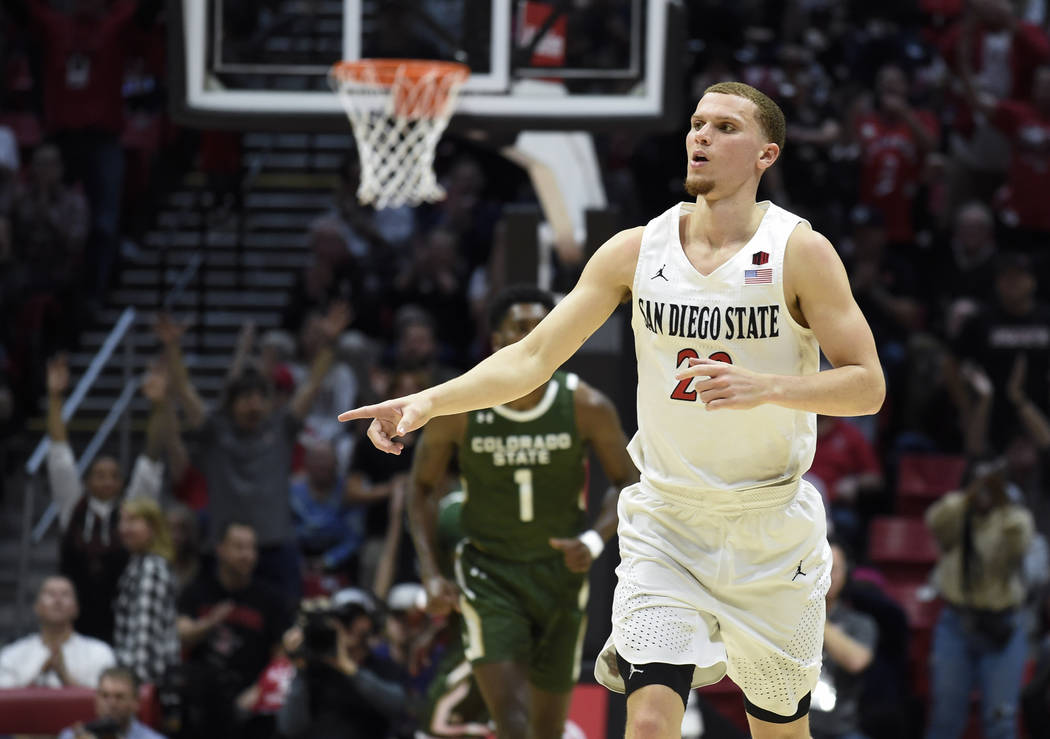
left=579, top=529, right=604, bottom=560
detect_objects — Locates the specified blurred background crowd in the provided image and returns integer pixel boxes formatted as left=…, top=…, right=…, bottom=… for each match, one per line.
left=3, top=0, right=1050, bottom=737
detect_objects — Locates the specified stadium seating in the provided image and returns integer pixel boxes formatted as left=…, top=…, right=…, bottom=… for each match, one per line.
left=867, top=516, right=941, bottom=584
left=0, top=684, right=158, bottom=734
left=896, top=453, right=968, bottom=517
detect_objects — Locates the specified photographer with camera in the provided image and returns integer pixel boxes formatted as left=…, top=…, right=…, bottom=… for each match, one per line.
left=59, top=665, right=165, bottom=739
left=278, top=588, right=411, bottom=739
left=925, top=457, right=1036, bottom=739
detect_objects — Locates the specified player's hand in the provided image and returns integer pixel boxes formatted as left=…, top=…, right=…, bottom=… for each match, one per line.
left=549, top=537, right=594, bottom=573
left=337, top=394, right=435, bottom=454
left=675, top=357, right=768, bottom=410
left=422, top=576, right=460, bottom=617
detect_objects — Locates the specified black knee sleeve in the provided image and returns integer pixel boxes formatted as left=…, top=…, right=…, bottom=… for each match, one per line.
left=616, top=653, right=693, bottom=709
left=742, top=691, right=811, bottom=724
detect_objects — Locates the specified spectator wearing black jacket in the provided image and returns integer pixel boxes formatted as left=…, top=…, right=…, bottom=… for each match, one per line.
left=278, top=589, right=411, bottom=739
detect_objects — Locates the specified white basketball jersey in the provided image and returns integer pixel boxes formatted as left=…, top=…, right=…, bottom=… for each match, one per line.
left=627, top=200, right=820, bottom=494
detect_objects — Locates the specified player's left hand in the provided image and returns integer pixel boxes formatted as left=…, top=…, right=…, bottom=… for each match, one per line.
left=675, top=356, right=768, bottom=410
left=549, top=537, right=594, bottom=573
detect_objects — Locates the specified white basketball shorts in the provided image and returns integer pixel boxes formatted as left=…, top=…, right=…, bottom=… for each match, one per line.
left=595, top=478, right=832, bottom=718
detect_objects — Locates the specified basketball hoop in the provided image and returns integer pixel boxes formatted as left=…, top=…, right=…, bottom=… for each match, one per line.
left=328, top=59, right=470, bottom=209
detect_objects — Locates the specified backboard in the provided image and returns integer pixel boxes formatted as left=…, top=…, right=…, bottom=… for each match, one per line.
left=168, top=0, right=685, bottom=131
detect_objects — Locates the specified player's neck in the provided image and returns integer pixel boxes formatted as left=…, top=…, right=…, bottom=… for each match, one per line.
left=686, top=191, right=764, bottom=251
left=503, top=382, right=548, bottom=411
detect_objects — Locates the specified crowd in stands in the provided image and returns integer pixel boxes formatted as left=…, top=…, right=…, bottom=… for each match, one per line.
left=2, top=0, right=1050, bottom=737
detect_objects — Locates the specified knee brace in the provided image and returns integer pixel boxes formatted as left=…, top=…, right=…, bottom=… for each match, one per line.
left=742, top=691, right=811, bottom=724
left=616, top=653, right=693, bottom=709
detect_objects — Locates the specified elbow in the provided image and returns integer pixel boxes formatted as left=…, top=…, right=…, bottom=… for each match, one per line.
left=862, top=369, right=887, bottom=416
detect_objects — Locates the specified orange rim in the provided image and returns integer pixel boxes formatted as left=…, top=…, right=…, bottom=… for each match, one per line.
left=329, top=59, right=470, bottom=87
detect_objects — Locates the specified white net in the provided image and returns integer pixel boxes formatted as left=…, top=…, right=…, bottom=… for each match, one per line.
left=328, top=60, right=470, bottom=210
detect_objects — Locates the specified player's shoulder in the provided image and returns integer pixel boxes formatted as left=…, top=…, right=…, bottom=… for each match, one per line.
left=595, top=225, right=645, bottom=256
left=785, top=220, right=839, bottom=265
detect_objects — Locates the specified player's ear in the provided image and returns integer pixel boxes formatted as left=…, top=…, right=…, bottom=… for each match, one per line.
left=757, top=142, right=780, bottom=170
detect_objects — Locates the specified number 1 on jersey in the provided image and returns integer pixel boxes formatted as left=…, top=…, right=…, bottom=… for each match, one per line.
left=513, top=468, right=534, bottom=522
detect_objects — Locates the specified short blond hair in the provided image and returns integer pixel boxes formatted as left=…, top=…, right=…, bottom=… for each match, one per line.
left=122, top=497, right=174, bottom=562
left=704, top=81, right=786, bottom=150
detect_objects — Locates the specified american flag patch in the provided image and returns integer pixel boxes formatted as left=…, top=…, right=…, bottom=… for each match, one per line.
left=744, top=268, right=773, bottom=285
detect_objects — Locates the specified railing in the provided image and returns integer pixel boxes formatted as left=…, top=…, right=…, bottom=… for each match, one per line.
left=13, top=252, right=203, bottom=634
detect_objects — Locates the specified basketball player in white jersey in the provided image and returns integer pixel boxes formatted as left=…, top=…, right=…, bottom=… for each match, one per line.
left=339, top=81, right=884, bottom=739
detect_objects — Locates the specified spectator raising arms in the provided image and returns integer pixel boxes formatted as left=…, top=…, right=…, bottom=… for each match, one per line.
left=46, top=354, right=166, bottom=643
left=0, top=575, right=115, bottom=688
left=158, top=303, right=350, bottom=602
left=114, top=497, right=179, bottom=685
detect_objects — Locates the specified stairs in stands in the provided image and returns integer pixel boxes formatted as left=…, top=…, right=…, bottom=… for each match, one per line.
left=0, top=131, right=354, bottom=642
left=38, top=132, right=352, bottom=423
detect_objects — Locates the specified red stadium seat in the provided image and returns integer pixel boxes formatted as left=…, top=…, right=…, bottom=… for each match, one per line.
left=881, top=580, right=943, bottom=696
left=867, top=516, right=941, bottom=583
left=896, top=453, right=967, bottom=517
left=0, top=684, right=160, bottom=734
left=881, top=581, right=941, bottom=631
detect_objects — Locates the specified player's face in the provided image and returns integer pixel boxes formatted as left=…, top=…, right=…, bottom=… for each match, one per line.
left=492, top=303, right=550, bottom=351
left=684, top=93, right=775, bottom=199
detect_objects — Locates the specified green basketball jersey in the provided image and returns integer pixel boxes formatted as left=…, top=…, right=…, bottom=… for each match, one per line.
left=458, top=371, right=587, bottom=562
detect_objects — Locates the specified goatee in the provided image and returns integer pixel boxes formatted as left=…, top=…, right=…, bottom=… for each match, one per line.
left=684, top=176, right=714, bottom=197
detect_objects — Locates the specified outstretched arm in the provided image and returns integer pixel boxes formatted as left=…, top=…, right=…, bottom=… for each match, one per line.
left=679, top=225, right=885, bottom=417
left=46, top=355, right=69, bottom=443
left=44, top=355, right=83, bottom=527
left=1006, top=355, right=1050, bottom=450
left=339, top=227, right=642, bottom=453
left=289, top=302, right=350, bottom=422
left=550, top=380, right=638, bottom=572
left=155, top=314, right=207, bottom=430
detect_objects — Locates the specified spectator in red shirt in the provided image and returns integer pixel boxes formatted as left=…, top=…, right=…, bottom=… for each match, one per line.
left=960, top=63, right=1050, bottom=289
left=853, top=65, right=939, bottom=246
left=939, top=0, right=1050, bottom=215
left=940, top=0, right=1050, bottom=105
left=990, top=66, right=1050, bottom=243
left=11, top=0, right=161, bottom=307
